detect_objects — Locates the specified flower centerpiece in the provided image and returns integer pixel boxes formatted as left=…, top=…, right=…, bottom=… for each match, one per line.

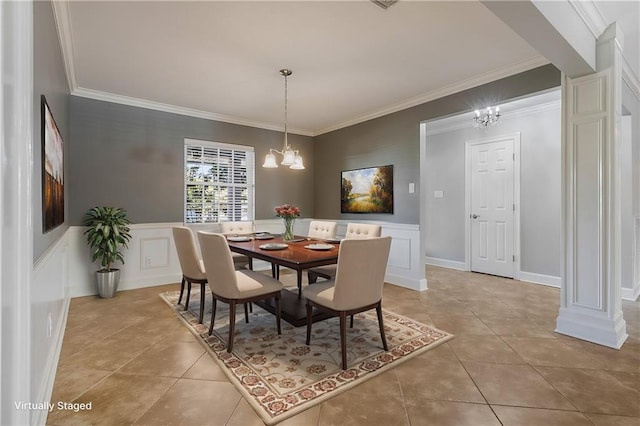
left=274, top=204, right=300, bottom=241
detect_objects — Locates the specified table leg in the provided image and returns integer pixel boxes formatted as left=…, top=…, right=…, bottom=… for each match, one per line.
left=297, top=270, right=303, bottom=299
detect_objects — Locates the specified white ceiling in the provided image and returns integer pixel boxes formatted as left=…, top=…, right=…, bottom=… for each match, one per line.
left=59, top=1, right=549, bottom=136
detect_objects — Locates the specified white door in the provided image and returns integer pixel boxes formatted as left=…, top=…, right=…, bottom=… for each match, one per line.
left=470, top=139, right=514, bottom=277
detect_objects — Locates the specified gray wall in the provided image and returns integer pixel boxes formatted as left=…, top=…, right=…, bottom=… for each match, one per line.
left=69, top=97, right=314, bottom=225
left=313, top=65, right=561, bottom=224
left=31, top=0, right=70, bottom=412
left=425, top=101, right=562, bottom=277
left=33, top=0, right=70, bottom=261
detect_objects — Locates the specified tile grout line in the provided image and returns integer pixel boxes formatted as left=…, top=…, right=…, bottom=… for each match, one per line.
left=393, top=367, right=412, bottom=426
left=446, top=337, right=504, bottom=425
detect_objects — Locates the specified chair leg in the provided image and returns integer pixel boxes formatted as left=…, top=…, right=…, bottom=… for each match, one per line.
left=339, top=311, right=348, bottom=370
left=199, top=283, right=206, bottom=324
left=249, top=302, right=253, bottom=313
left=244, top=303, right=249, bottom=323
left=208, top=297, right=217, bottom=335
left=376, top=302, right=388, bottom=351
left=178, top=277, right=186, bottom=304
left=227, top=301, right=236, bottom=352
left=305, top=300, right=313, bottom=345
left=274, top=293, right=282, bottom=335
left=308, top=271, right=318, bottom=284
left=350, top=314, right=354, bottom=328
left=184, top=281, right=192, bottom=311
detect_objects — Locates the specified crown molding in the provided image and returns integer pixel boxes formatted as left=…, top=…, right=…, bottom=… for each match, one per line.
left=569, top=0, right=639, bottom=99
left=622, top=59, right=640, bottom=102
left=71, top=87, right=315, bottom=137
left=314, top=56, right=550, bottom=136
left=568, top=0, right=608, bottom=39
left=51, top=0, right=77, bottom=92
left=425, top=89, right=561, bottom=136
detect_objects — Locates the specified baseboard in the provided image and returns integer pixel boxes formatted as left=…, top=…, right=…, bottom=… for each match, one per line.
left=424, top=257, right=467, bottom=271
left=518, top=271, right=561, bottom=288
left=71, top=273, right=182, bottom=298
left=33, top=295, right=70, bottom=426
left=385, top=273, right=428, bottom=291
left=621, top=285, right=640, bottom=301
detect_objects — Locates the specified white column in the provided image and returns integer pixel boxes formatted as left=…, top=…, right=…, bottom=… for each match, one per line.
left=556, top=23, right=627, bottom=348
left=1, top=0, right=34, bottom=423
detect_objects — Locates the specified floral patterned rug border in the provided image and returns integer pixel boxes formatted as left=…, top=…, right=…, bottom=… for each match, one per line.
left=160, top=289, right=453, bottom=425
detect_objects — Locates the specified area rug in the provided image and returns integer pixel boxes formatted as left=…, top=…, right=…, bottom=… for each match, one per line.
left=160, top=287, right=453, bottom=425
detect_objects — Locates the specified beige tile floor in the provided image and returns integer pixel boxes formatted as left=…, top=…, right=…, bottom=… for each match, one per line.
left=48, top=267, right=640, bottom=425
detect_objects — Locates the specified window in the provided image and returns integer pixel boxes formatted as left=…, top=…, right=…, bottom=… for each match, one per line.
left=184, top=139, right=254, bottom=224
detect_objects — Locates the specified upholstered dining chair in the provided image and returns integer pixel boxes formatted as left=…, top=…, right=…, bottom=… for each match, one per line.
left=219, top=221, right=254, bottom=235
left=307, top=222, right=382, bottom=284
left=308, top=220, right=337, bottom=240
left=219, top=221, right=254, bottom=270
left=303, top=236, right=392, bottom=370
left=198, top=231, right=283, bottom=352
left=172, top=226, right=209, bottom=323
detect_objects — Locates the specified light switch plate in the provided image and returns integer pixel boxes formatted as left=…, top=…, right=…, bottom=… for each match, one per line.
left=409, top=183, right=415, bottom=193
left=434, top=190, right=444, bottom=198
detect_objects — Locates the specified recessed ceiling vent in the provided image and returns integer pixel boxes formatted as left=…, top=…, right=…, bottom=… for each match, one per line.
left=370, top=0, right=398, bottom=10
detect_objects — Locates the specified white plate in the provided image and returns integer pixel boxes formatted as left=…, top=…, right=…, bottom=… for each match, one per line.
left=305, top=243, right=334, bottom=251
left=227, top=236, right=252, bottom=242
left=254, top=234, right=274, bottom=240
left=323, top=238, right=342, bottom=244
left=259, top=243, right=288, bottom=250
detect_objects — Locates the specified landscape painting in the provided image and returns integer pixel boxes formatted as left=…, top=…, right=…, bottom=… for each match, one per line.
left=41, top=95, right=64, bottom=232
left=341, top=165, right=393, bottom=213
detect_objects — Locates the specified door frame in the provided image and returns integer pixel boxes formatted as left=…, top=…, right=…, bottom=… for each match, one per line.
left=464, top=132, right=521, bottom=279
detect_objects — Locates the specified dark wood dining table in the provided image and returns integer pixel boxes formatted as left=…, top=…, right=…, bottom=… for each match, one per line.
left=226, top=235, right=339, bottom=326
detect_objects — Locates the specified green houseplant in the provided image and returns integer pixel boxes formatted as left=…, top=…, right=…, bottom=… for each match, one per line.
left=83, top=206, right=132, bottom=298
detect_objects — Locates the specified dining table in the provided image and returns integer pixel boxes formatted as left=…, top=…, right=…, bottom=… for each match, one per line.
left=226, top=234, right=340, bottom=326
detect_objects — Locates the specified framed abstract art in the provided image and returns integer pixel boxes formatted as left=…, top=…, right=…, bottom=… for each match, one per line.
left=41, top=95, right=64, bottom=232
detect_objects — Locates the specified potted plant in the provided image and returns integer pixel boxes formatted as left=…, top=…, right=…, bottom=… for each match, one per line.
left=83, top=206, right=132, bottom=298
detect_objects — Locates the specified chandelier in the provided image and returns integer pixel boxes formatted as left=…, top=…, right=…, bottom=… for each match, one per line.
left=263, top=69, right=305, bottom=170
left=473, top=106, right=501, bottom=128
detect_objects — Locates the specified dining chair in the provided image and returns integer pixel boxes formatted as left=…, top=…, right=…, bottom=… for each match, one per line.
left=307, top=222, right=382, bottom=284
left=308, top=220, right=337, bottom=240
left=198, top=231, right=283, bottom=352
left=172, top=226, right=209, bottom=323
left=303, top=236, right=392, bottom=370
left=219, top=221, right=254, bottom=270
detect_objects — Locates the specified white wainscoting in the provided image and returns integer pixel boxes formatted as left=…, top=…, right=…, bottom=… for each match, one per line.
left=68, top=219, right=426, bottom=297
left=67, top=223, right=183, bottom=297
left=31, top=233, right=71, bottom=426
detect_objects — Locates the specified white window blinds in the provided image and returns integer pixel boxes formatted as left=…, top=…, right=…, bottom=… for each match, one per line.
left=184, top=139, right=255, bottom=224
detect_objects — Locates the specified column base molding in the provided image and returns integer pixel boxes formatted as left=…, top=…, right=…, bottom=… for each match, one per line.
left=556, top=308, right=627, bottom=349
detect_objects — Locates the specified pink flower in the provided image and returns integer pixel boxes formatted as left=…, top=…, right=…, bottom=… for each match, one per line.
left=274, top=204, right=301, bottom=219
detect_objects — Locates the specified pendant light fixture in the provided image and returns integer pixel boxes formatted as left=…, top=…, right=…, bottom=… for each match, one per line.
left=263, top=69, right=305, bottom=170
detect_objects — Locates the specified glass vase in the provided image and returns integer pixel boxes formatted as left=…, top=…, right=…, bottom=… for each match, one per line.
left=282, top=218, right=295, bottom=241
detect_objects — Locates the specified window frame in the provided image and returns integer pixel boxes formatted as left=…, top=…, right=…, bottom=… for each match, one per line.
left=183, top=138, right=255, bottom=224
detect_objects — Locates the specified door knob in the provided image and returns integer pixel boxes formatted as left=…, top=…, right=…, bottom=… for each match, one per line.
left=471, top=214, right=480, bottom=219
